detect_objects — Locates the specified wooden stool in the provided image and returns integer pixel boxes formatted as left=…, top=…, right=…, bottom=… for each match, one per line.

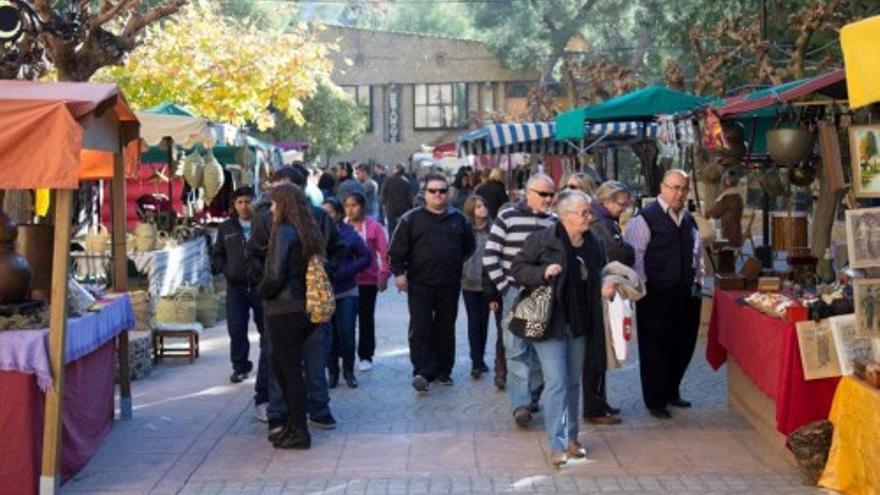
left=152, top=323, right=203, bottom=364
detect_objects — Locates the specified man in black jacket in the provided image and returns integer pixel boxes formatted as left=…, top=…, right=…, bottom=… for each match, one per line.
left=247, top=166, right=344, bottom=436
left=380, top=163, right=415, bottom=239
left=389, top=173, right=476, bottom=392
left=212, top=187, right=264, bottom=386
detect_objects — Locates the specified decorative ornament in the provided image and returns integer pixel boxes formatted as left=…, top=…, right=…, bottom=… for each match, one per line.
left=202, top=149, right=224, bottom=203
left=182, top=151, right=204, bottom=189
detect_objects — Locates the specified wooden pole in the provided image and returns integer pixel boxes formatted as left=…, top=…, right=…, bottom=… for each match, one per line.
left=39, top=188, right=73, bottom=495
left=112, top=151, right=132, bottom=420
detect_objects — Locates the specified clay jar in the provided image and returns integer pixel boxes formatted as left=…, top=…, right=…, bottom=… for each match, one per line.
left=0, top=210, right=32, bottom=303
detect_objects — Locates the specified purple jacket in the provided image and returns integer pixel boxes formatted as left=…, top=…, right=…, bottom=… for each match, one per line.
left=333, top=221, right=372, bottom=295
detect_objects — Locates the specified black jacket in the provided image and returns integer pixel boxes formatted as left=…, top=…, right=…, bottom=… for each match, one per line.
left=388, top=206, right=476, bottom=286
left=511, top=223, right=606, bottom=345
left=258, top=224, right=307, bottom=315
left=380, top=173, right=415, bottom=217
left=246, top=196, right=343, bottom=287
left=590, top=201, right=635, bottom=267
left=211, top=217, right=251, bottom=286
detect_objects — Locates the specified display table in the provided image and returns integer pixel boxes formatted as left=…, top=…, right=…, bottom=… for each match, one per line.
left=0, top=295, right=135, bottom=495
left=818, top=376, right=880, bottom=495
left=129, top=236, right=212, bottom=297
left=706, top=290, right=840, bottom=441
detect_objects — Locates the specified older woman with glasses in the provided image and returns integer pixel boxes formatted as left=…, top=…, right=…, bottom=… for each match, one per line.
left=564, top=172, right=598, bottom=197
left=511, top=190, right=614, bottom=466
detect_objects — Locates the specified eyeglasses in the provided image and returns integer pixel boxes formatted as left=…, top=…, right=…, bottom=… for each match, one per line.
left=530, top=189, right=555, bottom=199
left=662, top=182, right=690, bottom=193
left=426, top=188, right=449, bottom=195
left=566, top=184, right=580, bottom=190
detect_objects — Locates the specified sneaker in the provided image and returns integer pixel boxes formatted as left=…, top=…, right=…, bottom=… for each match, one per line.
left=254, top=403, right=268, bottom=423
left=550, top=452, right=568, bottom=467
left=309, top=414, right=337, bottom=430
left=358, top=359, right=373, bottom=372
left=436, top=376, right=454, bottom=386
left=566, top=441, right=587, bottom=459
left=412, top=374, right=429, bottom=392
left=230, top=371, right=248, bottom=383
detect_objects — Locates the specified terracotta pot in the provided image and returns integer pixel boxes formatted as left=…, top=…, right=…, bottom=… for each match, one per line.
left=0, top=211, right=32, bottom=303
left=14, top=223, right=52, bottom=292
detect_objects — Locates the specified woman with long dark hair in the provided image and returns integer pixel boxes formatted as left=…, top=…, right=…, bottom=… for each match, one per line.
left=259, top=184, right=325, bottom=449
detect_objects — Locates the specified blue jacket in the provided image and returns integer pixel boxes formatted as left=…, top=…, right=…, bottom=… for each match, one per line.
left=333, top=221, right=372, bottom=295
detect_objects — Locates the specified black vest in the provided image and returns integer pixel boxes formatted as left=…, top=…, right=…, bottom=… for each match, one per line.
left=640, top=201, right=697, bottom=289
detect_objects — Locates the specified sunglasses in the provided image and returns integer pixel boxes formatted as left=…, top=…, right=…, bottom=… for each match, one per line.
left=530, top=189, right=555, bottom=199
left=566, top=184, right=580, bottom=190
left=426, top=188, right=449, bottom=195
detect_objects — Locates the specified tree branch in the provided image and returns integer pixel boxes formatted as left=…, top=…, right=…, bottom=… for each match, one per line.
left=123, top=0, right=188, bottom=38
left=91, top=0, right=140, bottom=30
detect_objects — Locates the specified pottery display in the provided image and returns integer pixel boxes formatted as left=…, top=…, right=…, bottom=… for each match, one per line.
left=767, top=128, right=814, bottom=167
left=0, top=210, right=32, bottom=303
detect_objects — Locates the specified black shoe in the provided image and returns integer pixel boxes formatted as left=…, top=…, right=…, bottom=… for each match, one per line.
left=528, top=400, right=540, bottom=414
left=309, top=414, right=337, bottom=430
left=273, top=426, right=311, bottom=449
left=412, top=374, right=429, bottom=392
left=344, top=371, right=358, bottom=389
left=607, top=405, right=621, bottom=415
left=494, top=375, right=506, bottom=390
left=584, top=413, right=622, bottom=425
left=470, top=367, right=483, bottom=379
left=668, top=398, right=692, bottom=408
left=230, top=371, right=248, bottom=383
left=649, top=408, right=672, bottom=419
left=513, top=406, right=532, bottom=428
left=437, top=376, right=454, bottom=386
left=476, top=363, right=490, bottom=373
left=267, top=424, right=286, bottom=443
left=328, top=372, right=339, bottom=389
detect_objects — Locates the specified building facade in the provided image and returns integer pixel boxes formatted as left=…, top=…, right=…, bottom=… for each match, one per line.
left=318, top=25, right=541, bottom=166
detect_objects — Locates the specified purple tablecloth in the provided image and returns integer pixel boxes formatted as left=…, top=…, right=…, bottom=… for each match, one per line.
left=0, top=295, right=134, bottom=391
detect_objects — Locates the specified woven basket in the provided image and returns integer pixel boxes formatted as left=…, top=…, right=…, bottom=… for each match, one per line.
left=134, top=222, right=157, bottom=252
left=183, top=151, right=204, bottom=189
left=154, top=287, right=199, bottom=324
left=203, top=150, right=225, bottom=203
left=197, top=295, right=219, bottom=327
left=85, top=224, right=110, bottom=253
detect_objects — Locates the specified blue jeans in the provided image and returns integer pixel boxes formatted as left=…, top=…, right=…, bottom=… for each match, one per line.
left=266, top=318, right=333, bottom=425
left=532, top=327, right=585, bottom=453
left=329, top=296, right=359, bottom=374
left=501, top=288, right=543, bottom=414
left=226, top=284, right=264, bottom=374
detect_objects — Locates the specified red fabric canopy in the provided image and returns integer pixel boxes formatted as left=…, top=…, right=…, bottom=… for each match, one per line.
left=715, top=69, right=847, bottom=117
left=0, top=81, right=140, bottom=189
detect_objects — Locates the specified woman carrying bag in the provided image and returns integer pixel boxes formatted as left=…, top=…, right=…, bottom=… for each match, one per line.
left=510, top=189, right=615, bottom=466
left=259, top=184, right=326, bottom=450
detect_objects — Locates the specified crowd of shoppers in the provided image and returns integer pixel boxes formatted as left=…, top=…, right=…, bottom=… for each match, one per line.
left=212, top=161, right=703, bottom=463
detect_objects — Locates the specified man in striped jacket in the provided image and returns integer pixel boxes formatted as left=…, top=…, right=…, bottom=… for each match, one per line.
left=483, top=173, right=557, bottom=427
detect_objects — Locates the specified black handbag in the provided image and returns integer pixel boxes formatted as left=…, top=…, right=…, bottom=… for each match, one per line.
left=504, top=284, right=553, bottom=340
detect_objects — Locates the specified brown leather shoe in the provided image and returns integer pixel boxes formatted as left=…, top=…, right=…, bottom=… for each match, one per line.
left=513, top=406, right=532, bottom=428
left=584, top=413, right=622, bottom=425
left=550, top=451, right=568, bottom=467
left=566, top=441, right=586, bottom=459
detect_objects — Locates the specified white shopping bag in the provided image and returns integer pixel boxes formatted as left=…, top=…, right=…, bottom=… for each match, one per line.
left=606, top=294, right=634, bottom=363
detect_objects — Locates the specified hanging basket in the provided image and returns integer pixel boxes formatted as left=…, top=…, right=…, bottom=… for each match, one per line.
left=182, top=151, right=205, bottom=189
left=767, top=128, right=814, bottom=167
left=84, top=224, right=110, bottom=253
left=133, top=222, right=157, bottom=252
left=203, top=150, right=225, bottom=203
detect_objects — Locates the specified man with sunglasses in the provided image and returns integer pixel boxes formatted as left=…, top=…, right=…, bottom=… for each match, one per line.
left=388, top=173, right=476, bottom=392
left=483, top=174, right=558, bottom=427
left=624, top=169, right=704, bottom=420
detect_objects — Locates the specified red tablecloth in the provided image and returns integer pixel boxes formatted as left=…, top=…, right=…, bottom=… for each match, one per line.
left=706, top=289, right=841, bottom=435
left=0, top=340, right=115, bottom=495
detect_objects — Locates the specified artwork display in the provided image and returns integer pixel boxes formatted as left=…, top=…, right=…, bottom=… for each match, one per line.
left=845, top=207, right=880, bottom=269
left=829, top=314, right=877, bottom=376
left=849, top=124, right=880, bottom=198
left=853, top=279, right=880, bottom=337
left=796, top=319, right=842, bottom=380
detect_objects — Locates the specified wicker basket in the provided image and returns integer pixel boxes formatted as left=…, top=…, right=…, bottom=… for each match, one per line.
left=154, top=287, right=198, bottom=324
left=196, top=287, right=219, bottom=327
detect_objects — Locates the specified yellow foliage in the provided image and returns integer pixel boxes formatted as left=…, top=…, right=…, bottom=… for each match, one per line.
left=96, top=0, right=335, bottom=131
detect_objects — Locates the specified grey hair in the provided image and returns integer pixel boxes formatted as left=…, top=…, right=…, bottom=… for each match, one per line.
left=595, top=180, right=630, bottom=203
left=556, top=189, right=591, bottom=216
left=526, top=173, right=554, bottom=190
left=663, top=168, right=690, bottom=182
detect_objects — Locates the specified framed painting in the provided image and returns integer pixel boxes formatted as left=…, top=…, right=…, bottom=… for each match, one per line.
left=849, top=124, right=880, bottom=198
left=845, top=207, right=880, bottom=269
left=829, top=314, right=877, bottom=376
left=853, top=279, right=880, bottom=337
left=796, top=319, right=842, bottom=380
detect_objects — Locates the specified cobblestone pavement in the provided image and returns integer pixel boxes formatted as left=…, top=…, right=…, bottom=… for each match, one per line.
left=62, top=290, right=822, bottom=494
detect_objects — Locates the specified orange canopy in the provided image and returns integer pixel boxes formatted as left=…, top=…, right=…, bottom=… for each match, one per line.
left=0, top=81, right=140, bottom=189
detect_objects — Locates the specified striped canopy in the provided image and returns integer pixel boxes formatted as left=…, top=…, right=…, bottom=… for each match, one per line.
left=457, top=121, right=659, bottom=157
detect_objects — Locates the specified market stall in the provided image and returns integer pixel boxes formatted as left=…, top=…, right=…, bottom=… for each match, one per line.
left=0, top=81, right=139, bottom=494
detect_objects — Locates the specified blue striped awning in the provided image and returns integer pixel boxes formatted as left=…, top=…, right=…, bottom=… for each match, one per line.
left=457, top=121, right=659, bottom=157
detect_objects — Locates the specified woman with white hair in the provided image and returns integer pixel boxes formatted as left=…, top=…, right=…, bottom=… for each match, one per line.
left=511, top=190, right=613, bottom=466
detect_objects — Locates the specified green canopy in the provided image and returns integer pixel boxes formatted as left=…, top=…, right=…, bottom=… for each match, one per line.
left=555, top=86, right=712, bottom=140
left=141, top=136, right=276, bottom=166
left=142, top=102, right=198, bottom=116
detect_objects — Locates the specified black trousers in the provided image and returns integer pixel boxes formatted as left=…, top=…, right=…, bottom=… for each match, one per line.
left=357, top=284, right=379, bottom=361
left=267, top=311, right=312, bottom=429
left=407, top=282, right=461, bottom=379
left=462, top=290, right=490, bottom=367
left=635, top=283, right=702, bottom=410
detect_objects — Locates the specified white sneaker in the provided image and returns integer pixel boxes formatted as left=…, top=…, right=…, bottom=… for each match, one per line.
left=254, top=402, right=268, bottom=423
left=358, top=359, right=373, bottom=372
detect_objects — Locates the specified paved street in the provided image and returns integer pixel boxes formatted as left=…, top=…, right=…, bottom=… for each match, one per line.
left=63, top=290, right=819, bottom=494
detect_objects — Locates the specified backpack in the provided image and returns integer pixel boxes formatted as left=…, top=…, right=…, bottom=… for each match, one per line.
left=305, top=255, right=335, bottom=324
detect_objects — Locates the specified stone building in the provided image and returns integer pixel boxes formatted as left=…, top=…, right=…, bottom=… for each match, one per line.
left=318, top=25, right=545, bottom=167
